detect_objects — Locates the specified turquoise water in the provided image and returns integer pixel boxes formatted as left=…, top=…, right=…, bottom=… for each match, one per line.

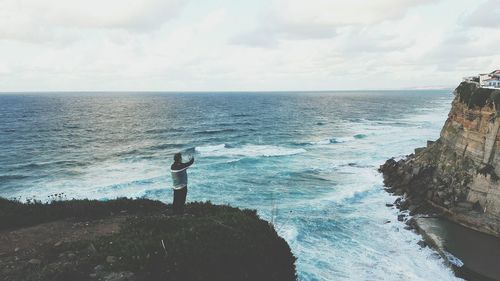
left=0, top=91, right=461, bottom=280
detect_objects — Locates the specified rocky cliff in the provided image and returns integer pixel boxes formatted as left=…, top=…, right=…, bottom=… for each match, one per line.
left=380, top=82, right=500, bottom=237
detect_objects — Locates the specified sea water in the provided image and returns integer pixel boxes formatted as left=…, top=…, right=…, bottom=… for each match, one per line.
left=0, top=91, right=462, bottom=280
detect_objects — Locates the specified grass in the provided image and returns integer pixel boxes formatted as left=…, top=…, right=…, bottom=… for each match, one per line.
left=94, top=202, right=296, bottom=281
left=456, top=82, right=500, bottom=111
left=0, top=198, right=297, bottom=281
left=0, top=197, right=165, bottom=231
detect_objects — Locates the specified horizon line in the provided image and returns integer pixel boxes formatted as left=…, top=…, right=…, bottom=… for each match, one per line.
left=0, top=87, right=454, bottom=94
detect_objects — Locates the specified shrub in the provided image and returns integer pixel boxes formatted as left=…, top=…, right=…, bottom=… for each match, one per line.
left=455, top=82, right=496, bottom=109
left=0, top=197, right=165, bottom=231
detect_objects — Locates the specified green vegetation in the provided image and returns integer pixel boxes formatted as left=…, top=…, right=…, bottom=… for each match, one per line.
left=456, top=82, right=500, bottom=111
left=456, top=82, right=477, bottom=105
left=95, top=202, right=296, bottom=281
left=0, top=198, right=297, bottom=281
left=0, top=197, right=165, bottom=231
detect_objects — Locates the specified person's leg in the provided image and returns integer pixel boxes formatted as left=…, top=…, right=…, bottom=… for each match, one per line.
left=179, top=186, right=188, bottom=213
left=173, top=189, right=180, bottom=214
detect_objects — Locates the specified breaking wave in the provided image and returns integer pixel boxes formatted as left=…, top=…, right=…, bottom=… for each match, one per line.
left=306, top=135, right=367, bottom=145
left=195, top=144, right=306, bottom=157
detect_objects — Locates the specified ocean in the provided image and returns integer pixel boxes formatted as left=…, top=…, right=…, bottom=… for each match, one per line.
left=0, top=90, right=461, bottom=281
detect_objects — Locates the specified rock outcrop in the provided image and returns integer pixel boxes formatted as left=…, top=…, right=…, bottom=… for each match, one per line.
left=0, top=198, right=297, bottom=281
left=380, top=82, right=500, bottom=237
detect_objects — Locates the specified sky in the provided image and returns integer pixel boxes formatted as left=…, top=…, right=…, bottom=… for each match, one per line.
left=0, top=0, right=499, bottom=91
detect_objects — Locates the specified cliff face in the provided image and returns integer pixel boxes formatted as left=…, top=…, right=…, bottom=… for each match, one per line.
left=380, top=82, right=500, bottom=237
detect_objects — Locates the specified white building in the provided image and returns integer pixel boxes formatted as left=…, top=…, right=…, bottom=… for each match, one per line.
left=483, top=77, right=500, bottom=88
left=480, top=73, right=491, bottom=86
left=477, top=70, right=500, bottom=88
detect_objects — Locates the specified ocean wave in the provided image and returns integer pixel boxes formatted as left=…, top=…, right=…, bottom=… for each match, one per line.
left=306, top=136, right=358, bottom=145
left=145, top=127, right=186, bottom=134
left=279, top=170, right=331, bottom=182
left=341, top=162, right=374, bottom=168
left=231, top=113, right=251, bottom=117
left=12, top=160, right=90, bottom=170
left=0, top=174, right=29, bottom=181
left=147, top=143, right=184, bottom=151
left=195, top=144, right=306, bottom=157
left=113, top=149, right=142, bottom=157
left=341, top=189, right=377, bottom=204
left=353, top=134, right=368, bottom=139
left=329, top=138, right=348, bottom=144
left=194, top=128, right=238, bottom=135
left=309, top=139, right=332, bottom=145
left=195, top=144, right=227, bottom=153
left=443, top=251, right=464, bottom=267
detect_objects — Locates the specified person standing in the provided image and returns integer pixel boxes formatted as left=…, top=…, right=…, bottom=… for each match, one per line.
left=170, top=152, right=194, bottom=214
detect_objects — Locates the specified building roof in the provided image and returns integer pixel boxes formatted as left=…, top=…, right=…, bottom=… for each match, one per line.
left=490, top=70, right=500, bottom=75
left=484, top=77, right=500, bottom=81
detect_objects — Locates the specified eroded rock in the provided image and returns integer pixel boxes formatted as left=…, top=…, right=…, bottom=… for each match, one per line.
left=379, top=82, right=500, bottom=237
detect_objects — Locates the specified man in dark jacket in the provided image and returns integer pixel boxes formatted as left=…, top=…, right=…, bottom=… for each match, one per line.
left=170, top=153, right=194, bottom=214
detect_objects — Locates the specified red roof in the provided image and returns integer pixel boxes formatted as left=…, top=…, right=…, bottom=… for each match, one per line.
left=484, top=77, right=500, bottom=81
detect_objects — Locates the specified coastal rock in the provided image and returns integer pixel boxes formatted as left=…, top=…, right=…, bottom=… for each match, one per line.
left=417, top=240, right=427, bottom=248
left=380, top=81, right=500, bottom=237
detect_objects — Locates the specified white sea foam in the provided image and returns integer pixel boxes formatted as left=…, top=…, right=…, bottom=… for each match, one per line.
left=13, top=160, right=169, bottom=201
left=310, top=139, right=332, bottom=145
left=308, top=136, right=364, bottom=145
left=195, top=144, right=306, bottom=157
left=443, top=251, right=464, bottom=267
left=194, top=144, right=226, bottom=153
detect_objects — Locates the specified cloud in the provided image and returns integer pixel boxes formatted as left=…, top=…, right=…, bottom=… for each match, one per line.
left=463, top=0, right=500, bottom=28
left=232, top=0, right=439, bottom=46
left=422, top=28, right=500, bottom=73
left=231, top=17, right=337, bottom=47
left=0, top=0, right=189, bottom=42
left=0, top=0, right=498, bottom=92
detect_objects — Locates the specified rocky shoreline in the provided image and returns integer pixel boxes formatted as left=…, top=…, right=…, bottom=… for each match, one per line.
left=380, top=140, right=500, bottom=238
left=380, top=154, right=500, bottom=281
left=379, top=81, right=500, bottom=280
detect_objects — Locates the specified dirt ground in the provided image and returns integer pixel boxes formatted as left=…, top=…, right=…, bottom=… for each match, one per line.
left=0, top=216, right=129, bottom=280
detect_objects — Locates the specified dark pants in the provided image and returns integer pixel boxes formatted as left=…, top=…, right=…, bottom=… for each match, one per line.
left=173, top=186, right=187, bottom=214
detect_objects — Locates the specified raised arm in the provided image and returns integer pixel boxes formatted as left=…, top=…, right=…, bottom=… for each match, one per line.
left=180, top=156, right=194, bottom=169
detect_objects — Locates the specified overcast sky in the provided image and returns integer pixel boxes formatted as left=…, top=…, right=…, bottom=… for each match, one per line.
left=0, top=0, right=499, bottom=91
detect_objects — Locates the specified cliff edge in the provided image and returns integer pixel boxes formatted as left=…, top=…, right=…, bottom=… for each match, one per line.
left=380, top=82, right=500, bottom=237
left=0, top=198, right=297, bottom=281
